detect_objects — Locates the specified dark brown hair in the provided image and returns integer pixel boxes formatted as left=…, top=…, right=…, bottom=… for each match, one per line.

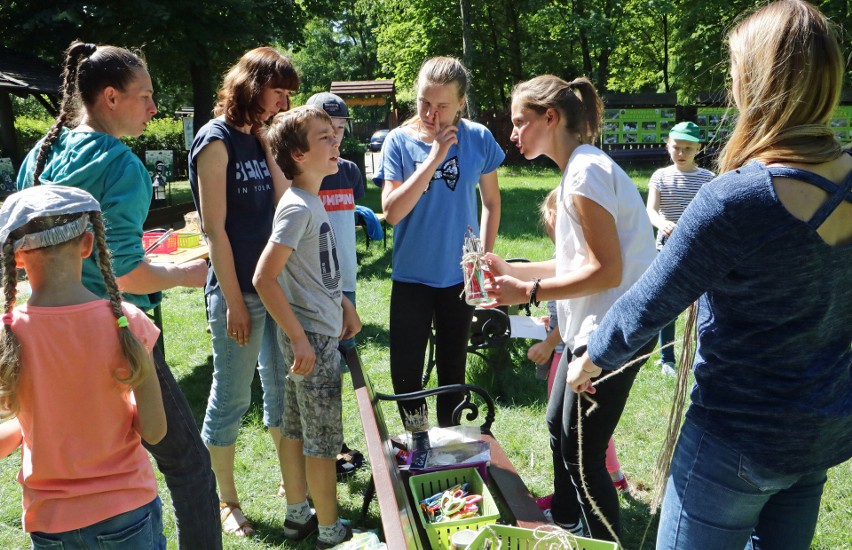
left=213, top=46, right=299, bottom=128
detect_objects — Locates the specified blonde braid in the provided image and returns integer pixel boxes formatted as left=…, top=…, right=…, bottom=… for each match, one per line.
left=0, top=241, right=22, bottom=418
left=89, top=212, right=153, bottom=387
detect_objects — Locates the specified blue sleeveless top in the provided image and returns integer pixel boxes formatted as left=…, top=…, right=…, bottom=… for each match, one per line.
left=588, top=159, right=852, bottom=474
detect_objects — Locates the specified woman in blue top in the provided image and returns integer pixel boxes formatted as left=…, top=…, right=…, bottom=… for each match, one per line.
left=376, top=56, right=503, bottom=427
left=188, top=46, right=294, bottom=537
left=17, top=41, right=219, bottom=550
left=569, top=2, right=852, bottom=548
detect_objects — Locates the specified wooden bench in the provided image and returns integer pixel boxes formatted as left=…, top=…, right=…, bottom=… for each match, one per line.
left=345, top=348, right=547, bottom=548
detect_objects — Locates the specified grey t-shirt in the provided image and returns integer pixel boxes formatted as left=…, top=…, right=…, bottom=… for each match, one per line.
left=270, top=186, right=342, bottom=337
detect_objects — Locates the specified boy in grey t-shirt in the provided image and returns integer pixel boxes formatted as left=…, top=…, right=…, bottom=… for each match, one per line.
left=254, top=106, right=361, bottom=549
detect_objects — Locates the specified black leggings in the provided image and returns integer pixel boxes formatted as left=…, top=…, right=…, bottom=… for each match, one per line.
left=546, top=338, right=656, bottom=541
left=389, top=281, right=473, bottom=427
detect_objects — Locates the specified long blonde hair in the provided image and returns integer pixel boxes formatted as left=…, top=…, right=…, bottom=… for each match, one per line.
left=718, top=0, right=844, bottom=173
left=0, top=212, right=154, bottom=418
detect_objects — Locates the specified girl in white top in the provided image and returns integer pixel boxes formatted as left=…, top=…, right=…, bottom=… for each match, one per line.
left=485, top=75, right=655, bottom=542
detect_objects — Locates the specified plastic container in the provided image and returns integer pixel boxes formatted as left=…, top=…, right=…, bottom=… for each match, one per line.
left=142, top=230, right=178, bottom=254
left=467, top=524, right=619, bottom=550
left=183, top=211, right=201, bottom=233
left=177, top=232, right=201, bottom=248
left=409, top=467, right=500, bottom=550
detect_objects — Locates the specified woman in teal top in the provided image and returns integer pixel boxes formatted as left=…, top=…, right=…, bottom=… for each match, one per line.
left=17, top=41, right=219, bottom=550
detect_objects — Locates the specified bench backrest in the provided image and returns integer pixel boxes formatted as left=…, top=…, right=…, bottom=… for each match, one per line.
left=346, top=348, right=424, bottom=549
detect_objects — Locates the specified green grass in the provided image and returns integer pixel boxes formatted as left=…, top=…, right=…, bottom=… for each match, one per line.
left=1, top=166, right=849, bottom=549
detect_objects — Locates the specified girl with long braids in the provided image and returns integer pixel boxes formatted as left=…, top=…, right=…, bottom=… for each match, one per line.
left=0, top=186, right=166, bottom=548
left=16, top=42, right=220, bottom=549
left=569, top=1, right=852, bottom=547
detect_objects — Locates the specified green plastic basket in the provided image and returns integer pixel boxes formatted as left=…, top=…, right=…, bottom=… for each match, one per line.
left=409, top=466, right=500, bottom=550
left=467, top=524, right=619, bottom=550
left=176, top=232, right=201, bottom=248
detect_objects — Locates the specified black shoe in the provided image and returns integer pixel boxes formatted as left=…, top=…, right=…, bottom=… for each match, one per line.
left=316, top=523, right=353, bottom=549
left=336, top=444, right=365, bottom=477
left=282, top=513, right=318, bottom=541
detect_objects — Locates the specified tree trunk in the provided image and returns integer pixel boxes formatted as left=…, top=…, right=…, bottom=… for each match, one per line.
left=505, top=0, right=523, bottom=86
left=459, top=0, right=478, bottom=120
left=189, top=55, right=214, bottom=137
left=574, top=0, right=593, bottom=77
left=0, top=91, right=20, bottom=167
left=662, top=13, right=670, bottom=93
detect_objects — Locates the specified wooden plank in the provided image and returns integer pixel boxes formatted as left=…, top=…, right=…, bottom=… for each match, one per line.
left=481, top=434, right=548, bottom=529
left=147, top=243, right=208, bottom=265
left=331, top=80, right=395, bottom=96
left=347, top=349, right=423, bottom=550
left=347, top=97, right=387, bottom=107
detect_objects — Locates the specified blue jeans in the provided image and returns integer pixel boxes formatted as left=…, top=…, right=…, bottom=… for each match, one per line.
left=143, top=346, right=220, bottom=550
left=202, top=288, right=286, bottom=446
left=657, top=418, right=827, bottom=550
left=30, top=497, right=165, bottom=549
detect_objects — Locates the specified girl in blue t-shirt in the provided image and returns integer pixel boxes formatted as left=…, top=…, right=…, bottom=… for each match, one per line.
left=375, top=56, right=504, bottom=427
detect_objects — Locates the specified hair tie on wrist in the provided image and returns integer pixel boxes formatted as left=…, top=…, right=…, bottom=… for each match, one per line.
left=2, top=313, right=12, bottom=326
left=117, top=316, right=129, bottom=328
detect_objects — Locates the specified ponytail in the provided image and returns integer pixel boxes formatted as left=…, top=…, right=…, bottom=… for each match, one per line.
left=512, top=75, right=603, bottom=144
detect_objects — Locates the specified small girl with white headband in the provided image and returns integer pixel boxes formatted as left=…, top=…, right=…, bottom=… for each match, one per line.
left=0, top=185, right=167, bottom=548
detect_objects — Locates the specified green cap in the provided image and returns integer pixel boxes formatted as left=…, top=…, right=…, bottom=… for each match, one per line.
left=669, top=121, right=702, bottom=142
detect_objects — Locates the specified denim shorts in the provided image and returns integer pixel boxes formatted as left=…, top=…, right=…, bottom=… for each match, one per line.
left=30, top=497, right=165, bottom=549
left=657, top=418, right=827, bottom=550
left=202, top=288, right=286, bottom=446
left=279, top=330, right=343, bottom=459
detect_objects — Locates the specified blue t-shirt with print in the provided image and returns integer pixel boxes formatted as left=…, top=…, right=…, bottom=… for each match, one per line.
left=374, top=119, right=504, bottom=287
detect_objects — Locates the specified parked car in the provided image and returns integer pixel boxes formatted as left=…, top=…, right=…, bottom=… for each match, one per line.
left=369, top=129, right=390, bottom=152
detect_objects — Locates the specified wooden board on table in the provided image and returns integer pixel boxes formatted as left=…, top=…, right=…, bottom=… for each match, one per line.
left=147, top=244, right=209, bottom=265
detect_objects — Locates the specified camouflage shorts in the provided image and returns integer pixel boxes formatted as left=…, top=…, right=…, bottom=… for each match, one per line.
left=279, top=330, right=343, bottom=459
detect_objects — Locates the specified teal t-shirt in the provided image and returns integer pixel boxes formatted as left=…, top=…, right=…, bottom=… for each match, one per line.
left=17, top=128, right=159, bottom=311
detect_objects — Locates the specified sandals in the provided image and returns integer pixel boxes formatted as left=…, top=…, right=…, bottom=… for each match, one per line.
left=336, top=444, right=365, bottom=477
left=220, top=501, right=254, bottom=537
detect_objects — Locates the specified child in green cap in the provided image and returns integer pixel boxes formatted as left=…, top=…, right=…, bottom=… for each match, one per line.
left=645, top=121, right=715, bottom=375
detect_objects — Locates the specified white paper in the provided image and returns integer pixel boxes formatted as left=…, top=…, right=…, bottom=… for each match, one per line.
left=509, top=315, right=548, bottom=340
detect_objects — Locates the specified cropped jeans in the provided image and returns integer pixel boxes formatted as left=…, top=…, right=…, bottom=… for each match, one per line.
left=657, top=418, right=827, bottom=550
left=202, top=288, right=286, bottom=446
left=30, top=497, right=165, bottom=550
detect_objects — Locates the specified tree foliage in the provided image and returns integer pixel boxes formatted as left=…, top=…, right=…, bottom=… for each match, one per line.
left=3, top=0, right=852, bottom=127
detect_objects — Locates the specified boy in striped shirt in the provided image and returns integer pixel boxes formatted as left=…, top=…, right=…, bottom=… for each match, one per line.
left=646, top=121, right=715, bottom=375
